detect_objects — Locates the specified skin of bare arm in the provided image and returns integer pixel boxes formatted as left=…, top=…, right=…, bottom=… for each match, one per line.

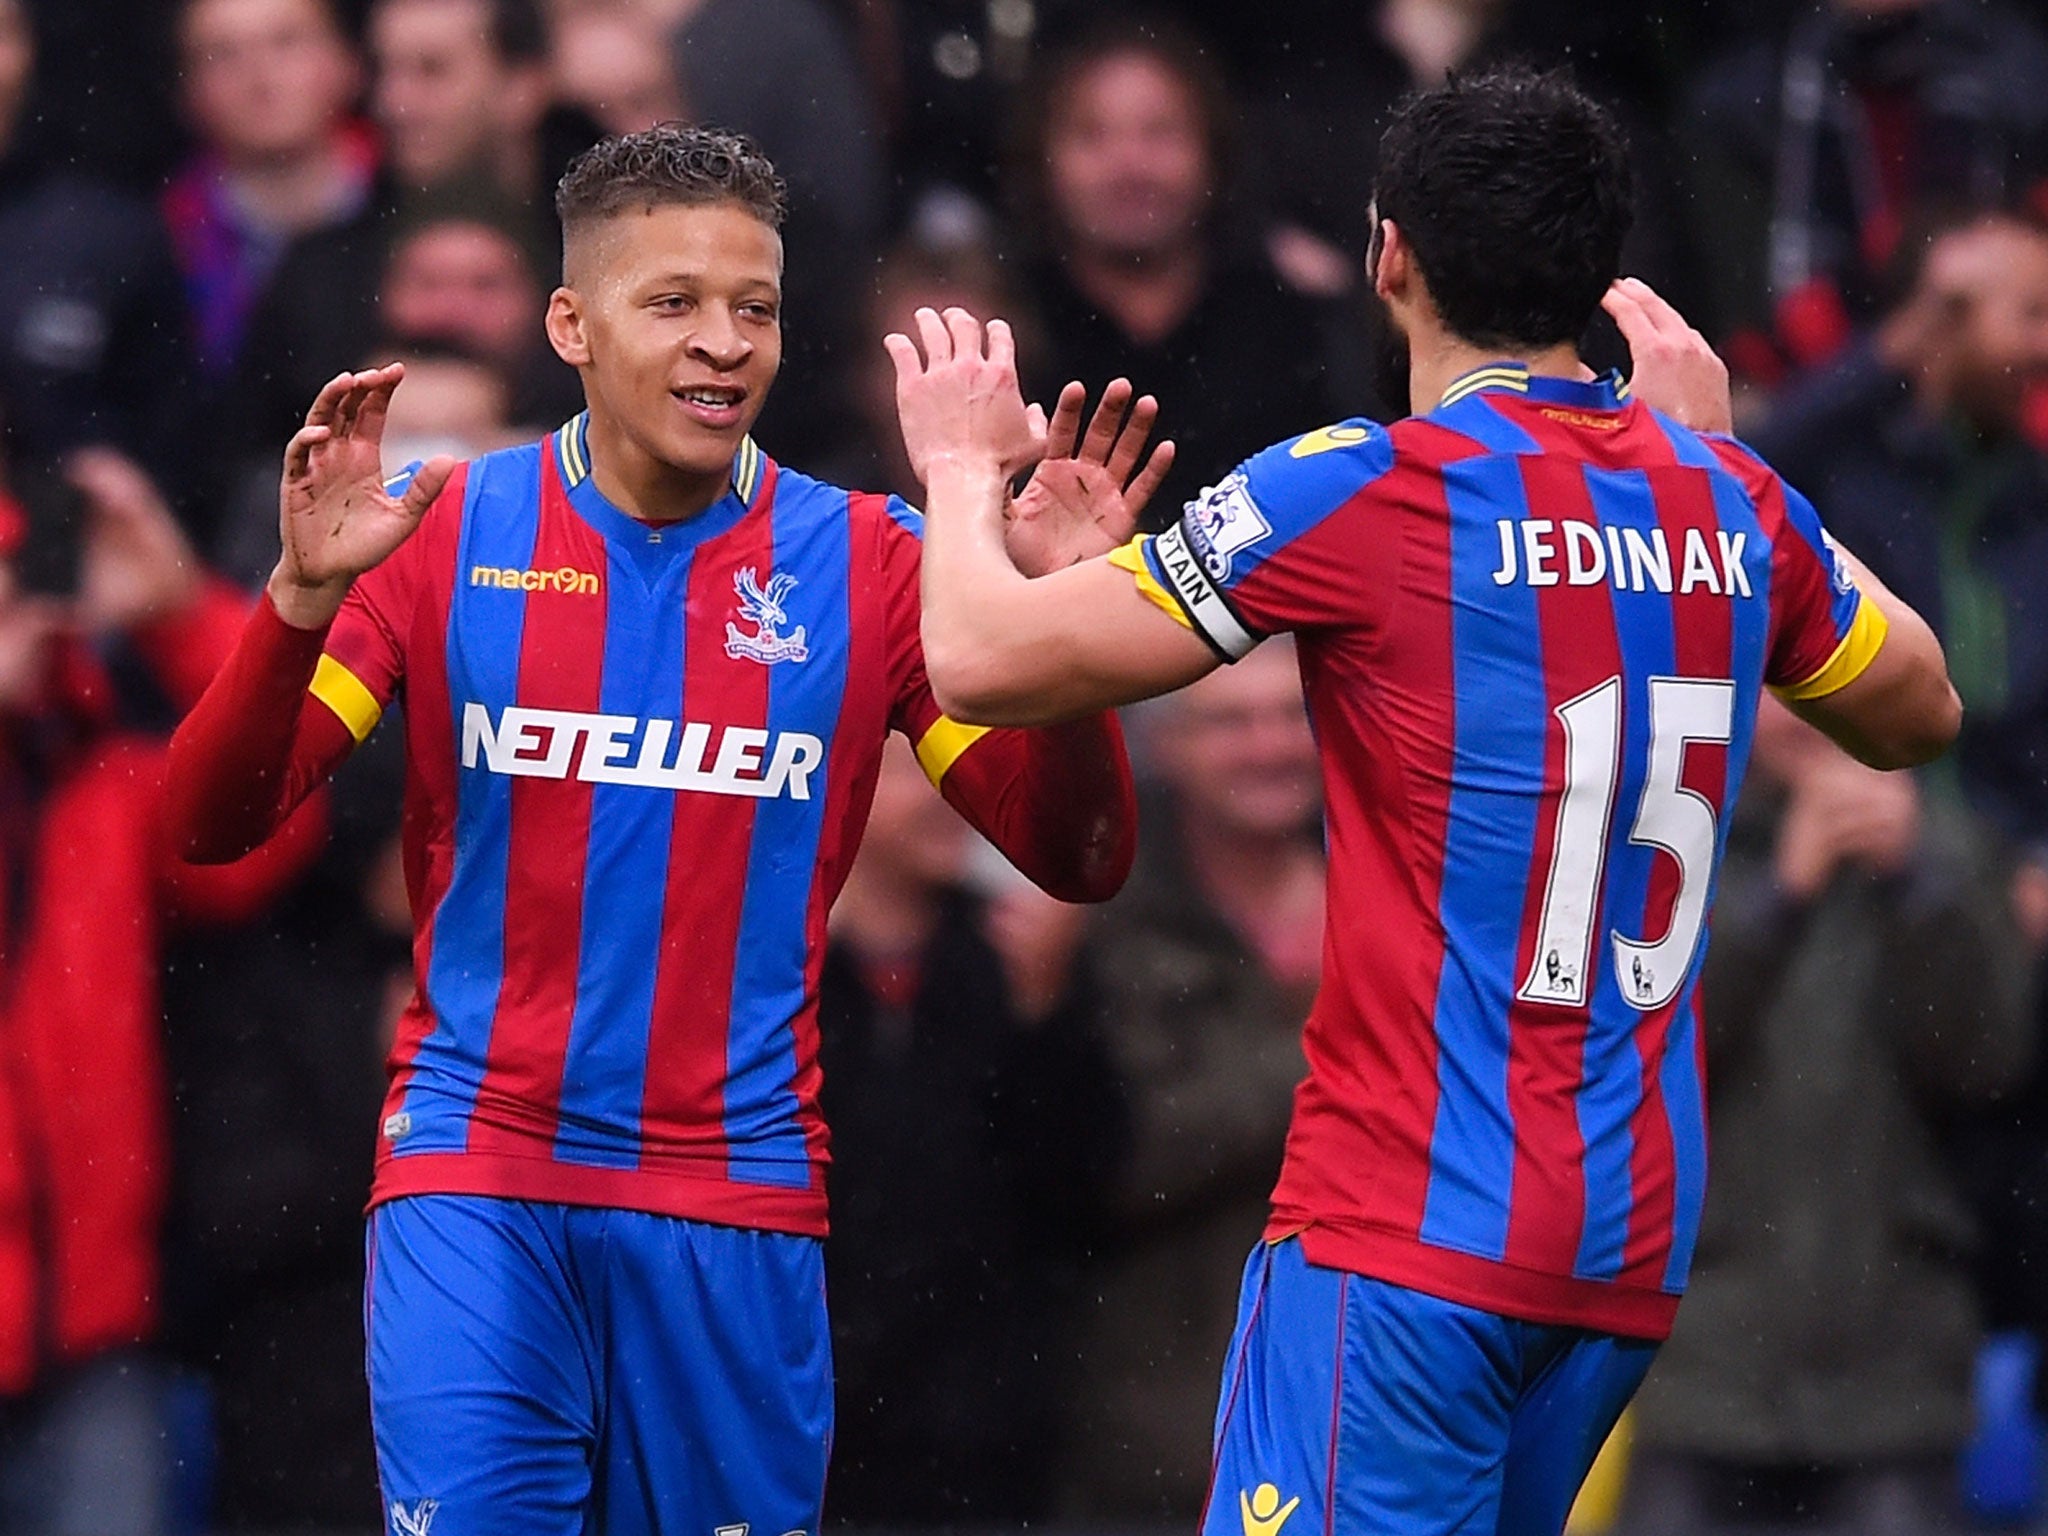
left=1780, top=547, right=1962, bottom=770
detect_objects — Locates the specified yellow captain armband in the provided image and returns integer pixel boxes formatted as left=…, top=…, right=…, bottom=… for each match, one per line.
left=1107, top=537, right=1193, bottom=630
left=913, top=716, right=990, bottom=789
left=309, top=655, right=383, bottom=743
left=1773, top=593, right=1890, bottom=702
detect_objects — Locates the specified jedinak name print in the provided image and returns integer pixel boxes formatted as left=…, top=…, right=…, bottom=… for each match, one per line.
left=1490, top=518, right=1752, bottom=597
left=460, top=704, right=825, bottom=799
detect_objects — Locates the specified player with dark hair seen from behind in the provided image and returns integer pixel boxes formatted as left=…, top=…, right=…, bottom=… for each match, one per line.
left=892, top=66, right=1962, bottom=1535
left=163, top=124, right=1171, bottom=1534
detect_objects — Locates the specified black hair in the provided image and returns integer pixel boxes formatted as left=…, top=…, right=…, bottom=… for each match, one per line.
left=1373, top=65, right=1633, bottom=351
left=555, top=122, right=787, bottom=237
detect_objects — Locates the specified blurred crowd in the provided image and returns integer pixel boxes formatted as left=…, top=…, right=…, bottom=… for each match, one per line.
left=1, top=0, right=2047, bottom=1530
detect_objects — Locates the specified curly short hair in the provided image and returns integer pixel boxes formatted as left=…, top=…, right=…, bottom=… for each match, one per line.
left=555, top=123, right=788, bottom=235
left=1374, top=66, right=1632, bottom=351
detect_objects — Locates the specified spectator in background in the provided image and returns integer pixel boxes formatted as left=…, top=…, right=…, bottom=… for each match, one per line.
left=163, top=331, right=513, bottom=1525
left=229, top=0, right=599, bottom=472
left=1059, top=639, right=1318, bottom=1522
left=377, top=199, right=580, bottom=421
left=164, top=0, right=374, bottom=384
left=1621, top=700, right=2033, bottom=1536
left=1749, top=206, right=2048, bottom=844
left=1747, top=203, right=2048, bottom=1491
left=159, top=726, right=404, bottom=1530
left=0, top=0, right=199, bottom=514
left=217, top=195, right=572, bottom=578
left=656, top=0, right=885, bottom=464
left=819, top=737, right=1124, bottom=1524
left=1684, top=0, right=2048, bottom=384
left=844, top=0, right=1079, bottom=221
left=371, top=0, right=584, bottom=213
left=550, top=0, right=686, bottom=135
left=1245, top=0, right=1692, bottom=313
left=0, top=447, right=326, bottom=1533
left=1010, top=14, right=1347, bottom=527
left=368, top=340, right=522, bottom=468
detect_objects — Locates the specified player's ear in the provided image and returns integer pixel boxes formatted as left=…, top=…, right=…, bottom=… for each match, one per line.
left=1372, top=219, right=1411, bottom=303
left=547, top=287, right=591, bottom=369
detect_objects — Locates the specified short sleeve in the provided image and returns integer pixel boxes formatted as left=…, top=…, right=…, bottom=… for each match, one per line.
left=1110, top=419, right=1397, bottom=659
left=1763, top=475, right=1888, bottom=701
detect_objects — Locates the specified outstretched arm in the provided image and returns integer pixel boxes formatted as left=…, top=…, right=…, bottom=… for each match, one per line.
left=166, top=365, right=454, bottom=861
left=890, top=307, right=1220, bottom=726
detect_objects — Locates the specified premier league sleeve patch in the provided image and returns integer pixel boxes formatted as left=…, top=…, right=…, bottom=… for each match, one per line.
left=1150, top=476, right=1267, bottom=661
left=1181, top=473, right=1273, bottom=583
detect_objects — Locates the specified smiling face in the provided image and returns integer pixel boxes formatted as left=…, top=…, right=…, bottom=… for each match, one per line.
left=547, top=200, right=783, bottom=499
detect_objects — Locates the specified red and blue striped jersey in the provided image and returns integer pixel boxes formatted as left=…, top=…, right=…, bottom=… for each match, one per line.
left=266, top=416, right=1133, bottom=1235
left=1112, top=365, right=1883, bottom=1337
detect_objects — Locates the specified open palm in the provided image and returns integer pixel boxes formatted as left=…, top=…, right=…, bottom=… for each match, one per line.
left=1007, top=379, right=1175, bottom=578
left=278, top=364, right=456, bottom=594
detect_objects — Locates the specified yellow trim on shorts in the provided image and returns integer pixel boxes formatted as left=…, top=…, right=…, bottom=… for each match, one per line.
left=913, top=716, right=991, bottom=789
left=1773, top=594, right=1890, bottom=702
left=309, top=655, right=383, bottom=743
left=1107, top=538, right=1194, bottom=630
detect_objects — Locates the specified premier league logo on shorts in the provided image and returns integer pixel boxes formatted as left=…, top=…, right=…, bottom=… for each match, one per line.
left=725, top=568, right=811, bottom=665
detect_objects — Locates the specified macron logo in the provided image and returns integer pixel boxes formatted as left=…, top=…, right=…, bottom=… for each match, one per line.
left=461, top=704, right=823, bottom=799
left=471, top=563, right=601, bottom=595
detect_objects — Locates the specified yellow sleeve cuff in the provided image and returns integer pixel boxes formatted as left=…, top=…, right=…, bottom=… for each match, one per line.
left=1773, top=592, right=1890, bottom=702
left=309, top=654, right=383, bottom=743
left=1107, top=537, right=1194, bottom=631
left=913, top=715, right=991, bottom=789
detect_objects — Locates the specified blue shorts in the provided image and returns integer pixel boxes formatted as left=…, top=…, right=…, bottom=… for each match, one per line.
left=1201, top=1239, right=1655, bottom=1536
left=366, top=1194, right=830, bottom=1536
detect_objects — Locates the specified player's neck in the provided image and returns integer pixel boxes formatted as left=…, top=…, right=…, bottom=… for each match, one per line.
left=1406, top=332, right=1590, bottom=416
left=583, top=414, right=731, bottom=523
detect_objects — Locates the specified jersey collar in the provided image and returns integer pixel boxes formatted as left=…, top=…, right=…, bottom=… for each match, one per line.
left=551, top=411, right=768, bottom=560
left=1436, top=361, right=1632, bottom=411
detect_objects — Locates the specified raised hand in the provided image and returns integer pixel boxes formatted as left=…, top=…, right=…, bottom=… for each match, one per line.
left=1007, top=378, right=1176, bottom=577
left=1602, top=277, right=1733, bottom=436
left=885, top=306, right=1045, bottom=488
left=271, top=364, right=456, bottom=628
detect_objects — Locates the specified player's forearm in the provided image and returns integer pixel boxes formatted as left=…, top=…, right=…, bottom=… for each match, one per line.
left=164, top=592, right=352, bottom=862
left=920, top=455, right=1116, bottom=724
left=984, top=715, right=1138, bottom=903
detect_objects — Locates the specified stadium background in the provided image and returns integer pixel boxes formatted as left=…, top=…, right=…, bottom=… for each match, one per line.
left=3, top=0, right=2048, bottom=1531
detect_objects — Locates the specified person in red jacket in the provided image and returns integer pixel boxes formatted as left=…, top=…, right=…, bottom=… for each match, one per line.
left=0, top=447, right=325, bottom=1534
